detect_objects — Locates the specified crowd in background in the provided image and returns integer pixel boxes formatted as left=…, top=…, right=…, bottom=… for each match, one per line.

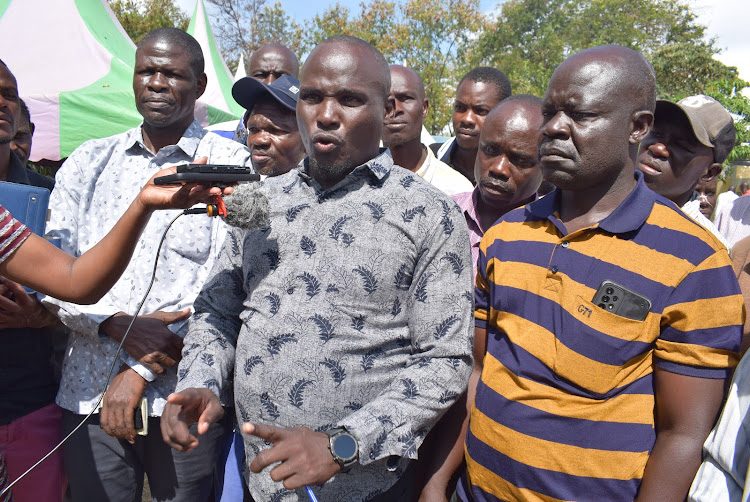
left=1, top=24, right=750, bottom=502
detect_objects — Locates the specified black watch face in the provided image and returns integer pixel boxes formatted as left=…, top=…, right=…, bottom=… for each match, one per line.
left=333, top=434, right=357, bottom=460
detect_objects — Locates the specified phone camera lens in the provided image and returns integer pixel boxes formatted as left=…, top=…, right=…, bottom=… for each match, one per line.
left=612, top=296, right=618, bottom=302
left=602, top=295, right=610, bottom=302
left=598, top=303, right=606, bottom=309
left=605, top=287, right=614, bottom=295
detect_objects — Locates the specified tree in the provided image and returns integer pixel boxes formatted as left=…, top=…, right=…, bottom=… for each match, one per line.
left=108, top=0, right=189, bottom=45
left=304, top=0, right=487, bottom=134
left=476, top=0, right=717, bottom=96
left=475, top=0, right=750, bottom=163
left=205, top=0, right=304, bottom=73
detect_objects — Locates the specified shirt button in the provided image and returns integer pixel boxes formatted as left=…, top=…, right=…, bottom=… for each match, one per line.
left=561, top=241, right=569, bottom=248
left=550, top=266, right=558, bottom=274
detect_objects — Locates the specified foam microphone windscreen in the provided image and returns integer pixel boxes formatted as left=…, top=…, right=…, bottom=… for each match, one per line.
left=222, top=182, right=270, bottom=230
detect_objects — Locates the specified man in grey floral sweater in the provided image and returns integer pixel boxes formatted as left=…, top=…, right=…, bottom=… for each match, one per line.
left=161, top=35, right=474, bottom=501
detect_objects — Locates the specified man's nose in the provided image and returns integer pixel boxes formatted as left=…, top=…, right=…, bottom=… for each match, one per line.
left=647, top=141, right=669, bottom=159
left=460, top=110, right=476, bottom=127
left=148, top=72, right=167, bottom=90
left=542, top=111, right=570, bottom=139
left=490, top=154, right=512, bottom=179
left=317, top=99, right=339, bottom=129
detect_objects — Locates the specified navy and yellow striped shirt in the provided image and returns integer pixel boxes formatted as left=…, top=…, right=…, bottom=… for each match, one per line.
left=459, top=173, right=743, bottom=502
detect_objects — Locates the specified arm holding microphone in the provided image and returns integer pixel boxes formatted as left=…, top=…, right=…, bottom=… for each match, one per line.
left=0, top=159, right=232, bottom=305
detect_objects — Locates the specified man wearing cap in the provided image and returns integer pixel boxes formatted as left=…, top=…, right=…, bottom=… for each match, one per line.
left=212, top=73, right=306, bottom=502
left=637, top=94, right=735, bottom=246
left=232, top=74, right=306, bottom=177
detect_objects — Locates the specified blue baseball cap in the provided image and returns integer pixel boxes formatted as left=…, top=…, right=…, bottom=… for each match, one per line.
left=232, top=74, right=300, bottom=114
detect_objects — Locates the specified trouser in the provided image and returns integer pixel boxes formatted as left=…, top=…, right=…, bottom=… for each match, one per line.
left=0, top=402, right=66, bottom=502
left=62, top=410, right=228, bottom=502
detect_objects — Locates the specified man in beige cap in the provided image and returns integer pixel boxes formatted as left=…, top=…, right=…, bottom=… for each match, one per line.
left=637, top=94, right=735, bottom=244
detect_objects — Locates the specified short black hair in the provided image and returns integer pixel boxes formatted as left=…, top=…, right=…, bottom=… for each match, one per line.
left=316, top=35, right=391, bottom=101
left=459, top=66, right=512, bottom=103
left=138, top=27, right=204, bottom=78
left=18, top=98, right=30, bottom=125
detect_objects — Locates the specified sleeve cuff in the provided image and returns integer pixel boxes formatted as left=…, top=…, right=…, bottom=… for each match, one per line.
left=656, top=359, right=733, bottom=379
left=120, top=353, right=157, bottom=382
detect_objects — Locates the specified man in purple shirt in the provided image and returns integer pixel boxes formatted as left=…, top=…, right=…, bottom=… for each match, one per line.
left=417, top=94, right=544, bottom=499
left=452, top=94, right=544, bottom=279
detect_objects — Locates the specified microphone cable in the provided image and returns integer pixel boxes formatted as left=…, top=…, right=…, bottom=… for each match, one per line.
left=0, top=208, right=216, bottom=498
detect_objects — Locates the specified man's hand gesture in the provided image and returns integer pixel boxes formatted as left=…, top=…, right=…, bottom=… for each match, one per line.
left=243, top=423, right=342, bottom=490
left=161, top=388, right=224, bottom=453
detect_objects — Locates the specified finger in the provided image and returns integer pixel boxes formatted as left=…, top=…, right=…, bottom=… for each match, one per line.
left=0, top=294, right=19, bottom=311
left=0, top=276, right=26, bottom=298
left=123, top=401, right=136, bottom=444
left=140, top=355, right=167, bottom=375
left=156, top=308, right=192, bottom=324
left=159, top=402, right=199, bottom=452
left=196, top=397, right=224, bottom=435
left=243, top=422, right=284, bottom=443
left=99, top=402, right=111, bottom=435
left=249, top=444, right=288, bottom=473
left=269, top=461, right=295, bottom=483
left=282, top=473, right=309, bottom=491
left=152, top=352, right=178, bottom=369
left=193, top=157, right=207, bottom=165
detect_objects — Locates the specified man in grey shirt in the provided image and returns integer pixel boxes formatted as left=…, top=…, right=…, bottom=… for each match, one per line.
left=162, top=35, right=474, bottom=501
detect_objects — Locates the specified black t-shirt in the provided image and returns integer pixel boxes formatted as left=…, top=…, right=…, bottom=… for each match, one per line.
left=0, top=154, right=59, bottom=425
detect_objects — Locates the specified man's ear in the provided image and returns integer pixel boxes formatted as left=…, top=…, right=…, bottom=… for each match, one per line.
left=701, top=162, right=722, bottom=183
left=196, top=73, right=207, bottom=99
left=29, top=122, right=35, bottom=136
left=384, top=95, right=395, bottom=120
left=422, top=98, right=429, bottom=120
left=629, top=110, right=654, bottom=145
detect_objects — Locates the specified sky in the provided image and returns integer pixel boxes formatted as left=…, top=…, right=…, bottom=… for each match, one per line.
left=177, top=0, right=750, bottom=82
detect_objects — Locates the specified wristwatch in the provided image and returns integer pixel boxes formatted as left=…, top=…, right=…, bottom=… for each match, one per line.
left=325, top=427, right=359, bottom=468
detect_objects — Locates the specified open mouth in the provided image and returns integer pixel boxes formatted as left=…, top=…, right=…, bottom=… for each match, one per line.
left=312, top=133, right=342, bottom=153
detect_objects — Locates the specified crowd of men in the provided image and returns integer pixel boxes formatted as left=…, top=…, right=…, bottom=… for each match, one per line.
left=2, top=24, right=750, bottom=502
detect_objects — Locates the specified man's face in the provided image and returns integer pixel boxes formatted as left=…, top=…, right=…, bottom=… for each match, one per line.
left=249, top=48, right=297, bottom=85
left=695, top=177, right=718, bottom=219
left=297, top=43, right=387, bottom=183
left=246, top=101, right=305, bottom=177
left=383, top=67, right=426, bottom=148
left=475, top=103, right=542, bottom=210
left=133, top=38, right=205, bottom=130
left=10, top=115, right=33, bottom=165
left=452, top=80, right=500, bottom=151
left=637, top=107, right=714, bottom=200
left=539, top=60, right=634, bottom=191
left=0, top=65, right=19, bottom=145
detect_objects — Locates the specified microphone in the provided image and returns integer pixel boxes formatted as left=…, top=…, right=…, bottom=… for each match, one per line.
left=183, top=205, right=220, bottom=216
left=182, top=183, right=270, bottom=230
left=221, top=182, right=271, bottom=230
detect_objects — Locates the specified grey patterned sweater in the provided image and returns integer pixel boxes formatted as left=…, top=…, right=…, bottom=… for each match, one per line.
left=176, top=151, right=474, bottom=501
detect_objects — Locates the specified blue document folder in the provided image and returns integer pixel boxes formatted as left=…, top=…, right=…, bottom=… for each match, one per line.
left=0, top=180, right=50, bottom=237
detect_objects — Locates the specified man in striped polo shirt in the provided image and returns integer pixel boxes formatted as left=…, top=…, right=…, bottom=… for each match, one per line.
left=456, top=45, right=743, bottom=501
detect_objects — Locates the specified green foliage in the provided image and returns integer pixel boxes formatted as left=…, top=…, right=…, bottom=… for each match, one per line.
left=475, top=0, right=716, bottom=97
left=476, top=0, right=750, bottom=162
left=110, top=0, right=750, bottom=160
left=108, top=0, right=188, bottom=45
left=303, top=0, right=487, bottom=134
